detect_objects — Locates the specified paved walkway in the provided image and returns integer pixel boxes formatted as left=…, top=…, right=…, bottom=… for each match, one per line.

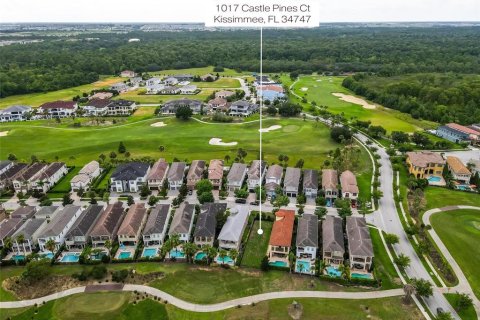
left=422, top=205, right=480, bottom=316
left=0, top=285, right=404, bottom=311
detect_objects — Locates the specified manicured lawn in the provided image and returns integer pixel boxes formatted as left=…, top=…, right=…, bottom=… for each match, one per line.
left=283, top=75, right=437, bottom=133
left=444, top=293, right=477, bottom=320
left=49, top=167, right=81, bottom=193
left=430, top=209, right=480, bottom=299
left=113, top=88, right=214, bottom=104
left=241, top=220, right=273, bottom=268
left=369, top=228, right=402, bottom=289
left=424, top=187, right=480, bottom=211
left=195, top=78, right=241, bottom=88
left=355, top=145, right=374, bottom=201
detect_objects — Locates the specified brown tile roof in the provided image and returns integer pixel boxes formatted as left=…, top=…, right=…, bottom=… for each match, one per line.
left=208, top=159, right=223, bottom=180
left=34, top=162, right=65, bottom=180
left=446, top=123, right=480, bottom=136
left=340, top=170, right=359, bottom=194
left=258, top=85, right=284, bottom=92
left=269, top=209, right=295, bottom=247
left=446, top=156, right=471, bottom=175
left=187, top=160, right=206, bottom=186
left=215, top=90, right=235, bottom=97
left=16, top=163, right=47, bottom=181
left=322, top=169, right=338, bottom=190
left=89, top=202, right=125, bottom=237
left=117, top=203, right=147, bottom=237
left=208, top=97, right=227, bottom=106
left=39, top=101, right=77, bottom=109
left=87, top=99, right=113, bottom=108
left=147, top=159, right=169, bottom=180
left=406, top=151, right=445, bottom=168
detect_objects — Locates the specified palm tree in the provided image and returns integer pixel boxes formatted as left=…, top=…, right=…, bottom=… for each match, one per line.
left=203, top=245, right=217, bottom=265
left=3, top=237, right=13, bottom=252
left=162, top=239, right=173, bottom=258
left=45, top=239, right=56, bottom=255
left=288, top=252, right=295, bottom=273
left=298, top=262, right=304, bottom=274
left=104, top=239, right=112, bottom=256
left=395, top=254, right=411, bottom=269
left=319, top=260, right=326, bottom=275
left=170, top=234, right=181, bottom=257
left=224, top=154, right=231, bottom=164
left=159, top=146, right=165, bottom=152
left=183, top=242, right=197, bottom=264
left=229, top=249, right=238, bottom=265
left=16, top=234, right=25, bottom=254
left=218, top=249, right=228, bottom=265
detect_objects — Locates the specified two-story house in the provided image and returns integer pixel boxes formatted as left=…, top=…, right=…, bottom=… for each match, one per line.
left=13, top=162, right=48, bottom=193
left=70, top=160, right=102, bottom=191
left=340, top=170, right=359, bottom=207
left=37, top=205, right=82, bottom=252
left=218, top=206, right=249, bottom=251
left=11, top=218, right=46, bottom=254
left=322, top=215, right=345, bottom=268
left=208, top=97, right=229, bottom=112
left=167, top=162, right=186, bottom=190
left=65, top=205, right=104, bottom=250
left=83, top=99, right=112, bottom=116
left=264, top=164, right=283, bottom=198
left=283, top=167, right=301, bottom=197
left=110, top=82, right=128, bottom=93
left=322, top=169, right=339, bottom=206
left=0, top=163, right=28, bottom=192
left=38, top=101, right=78, bottom=118
left=406, top=151, right=445, bottom=179
left=161, top=99, right=203, bottom=114
left=295, top=214, right=318, bottom=274
left=346, top=216, right=374, bottom=273
left=147, top=159, right=169, bottom=190
left=142, top=204, right=171, bottom=246
left=247, top=160, right=267, bottom=192
left=110, top=162, right=150, bottom=193
left=117, top=203, right=148, bottom=247
left=208, top=159, right=224, bottom=190
left=194, top=203, right=226, bottom=247
left=31, top=162, right=68, bottom=193
left=229, top=101, right=258, bottom=117
left=446, top=156, right=472, bottom=184
left=215, top=90, right=235, bottom=99
left=168, top=202, right=195, bottom=243
left=227, top=163, right=247, bottom=191
left=0, top=105, right=32, bottom=122
left=89, top=202, right=125, bottom=248
left=186, top=160, right=206, bottom=191
left=0, top=218, right=26, bottom=248
left=267, top=209, right=295, bottom=267
left=303, top=169, right=318, bottom=198
left=107, top=100, right=137, bottom=116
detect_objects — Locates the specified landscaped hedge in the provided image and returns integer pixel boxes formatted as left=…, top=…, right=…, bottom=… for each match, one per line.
left=318, top=275, right=380, bottom=287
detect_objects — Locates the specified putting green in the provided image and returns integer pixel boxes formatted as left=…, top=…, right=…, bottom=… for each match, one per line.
left=52, top=292, right=130, bottom=319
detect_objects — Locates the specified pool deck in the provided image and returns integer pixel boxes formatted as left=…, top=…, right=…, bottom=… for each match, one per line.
left=115, top=246, right=136, bottom=260
left=426, top=175, right=446, bottom=186
left=141, top=246, right=160, bottom=258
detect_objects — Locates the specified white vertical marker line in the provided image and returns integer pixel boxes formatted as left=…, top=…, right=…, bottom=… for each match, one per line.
left=257, top=27, right=263, bottom=236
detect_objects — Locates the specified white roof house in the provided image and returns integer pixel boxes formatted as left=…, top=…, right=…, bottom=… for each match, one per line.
left=217, top=206, right=249, bottom=250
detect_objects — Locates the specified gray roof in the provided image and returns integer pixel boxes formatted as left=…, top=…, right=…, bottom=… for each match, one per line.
left=248, top=160, right=267, bottom=180
left=164, top=99, right=202, bottom=108
left=303, top=169, right=318, bottom=189
left=322, top=169, right=338, bottom=190
left=0, top=160, right=12, bottom=171
left=12, top=218, right=46, bottom=240
left=322, top=215, right=345, bottom=253
left=296, top=214, right=319, bottom=248
left=0, top=163, right=28, bottom=181
left=117, top=203, right=147, bottom=236
left=147, top=159, right=169, bottom=180
left=16, top=163, right=47, bottom=181
left=35, top=206, right=60, bottom=219
left=37, top=205, right=81, bottom=238
left=169, top=202, right=195, bottom=235
left=143, top=204, right=170, bottom=235
left=194, top=203, right=227, bottom=238
left=89, top=202, right=125, bottom=237
left=284, top=167, right=301, bottom=188
left=34, top=162, right=65, bottom=180
left=227, top=163, right=247, bottom=183
left=266, top=164, right=283, bottom=180
left=1, top=105, right=31, bottom=113
left=346, top=216, right=374, bottom=257
left=0, top=218, right=25, bottom=240
left=10, top=206, right=36, bottom=219
left=111, top=162, right=149, bottom=181
left=66, top=205, right=104, bottom=238
left=168, top=162, right=186, bottom=181
left=218, top=206, right=249, bottom=242
left=187, top=160, right=206, bottom=182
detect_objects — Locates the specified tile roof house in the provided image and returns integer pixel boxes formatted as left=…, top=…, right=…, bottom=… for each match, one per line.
left=107, top=99, right=137, bottom=116
left=179, top=85, right=198, bottom=94
left=65, top=205, right=104, bottom=249
left=167, top=162, right=186, bottom=190
left=30, top=162, right=68, bottom=193
left=142, top=204, right=171, bottom=246
left=13, top=162, right=48, bottom=193
left=406, top=151, right=445, bottom=179
left=296, top=214, right=319, bottom=261
left=227, top=163, right=247, bottom=191
left=322, top=215, right=345, bottom=266
left=120, top=70, right=136, bottom=78
left=161, top=99, right=203, bottom=114
left=303, top=169, right=318, bottom=198
left=322, top=169, right=339, bottom=202
left=208, top=97, right=228, bottom=112
left=10, top=206, right=36, bottom=219
left=446, top=156, right=472, bottom=183
left=37, top=205, right=82, bottom=251
left=110, top=82, right=128, bottom=93
left=194, top=203, right=227, bottom=247
left=265, top=164, right=283, bottom=197
left=229, top=101, right=259, bottom=117
left=247, top=160, right=267, bottom=192
left=38, top=101, right=78, bottom=118
left=34, top=206, right=60, bottom=219
left=0, top=163, right=28, bottom=191
left=168, top=202, right=195, bottom=242
left=267, top=209, right=295, bottom=267
left=340, top=171, right=359, bottom=206
left=70, top=161, right=102, bottom=191
left=346, top=216, right=374, bottom=272
left=11, top=218, right=46, bottom=253
left=117, top=203, right=148, bottom=246
left=0, top=105, right=32, bottom=122
left=0, top=218, right=25, bottom=247
left=215, top=90, right=235, bottom=99
left=89, top=202, right=125, bottom=248
left=110, top=162, right=150, bottom=193
left=208, top=159, right=224, bottom=190
left=186, top=160, right=206, bottom=191
left=437, top=123, right=480, bottom=144
left=218, top=206, right=249, bottom=250
left=83, top=98, right=113, bottom=116
left=147, top=159, right=169, bottom=190
left=283, top=167, right=301, bottom=197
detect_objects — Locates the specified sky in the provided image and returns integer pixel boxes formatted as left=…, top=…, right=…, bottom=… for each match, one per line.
left=0, top=0, right=479, bottom=23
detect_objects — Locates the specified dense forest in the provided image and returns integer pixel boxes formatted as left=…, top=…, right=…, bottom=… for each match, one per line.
left=1, top=26, right=479, bottom=97
left=342, top=73, right=480, bottom=125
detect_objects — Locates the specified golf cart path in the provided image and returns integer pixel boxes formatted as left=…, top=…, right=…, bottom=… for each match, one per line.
left=0, top=285, right=404, bottom=312
left=422, top=205, right=480, bottom=314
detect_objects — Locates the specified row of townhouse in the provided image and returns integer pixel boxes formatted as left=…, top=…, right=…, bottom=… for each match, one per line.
left=70, top=161, right=102, bottom=191
left=83, top=99, right=137, bottom=116
left=436, top=122, right=480, bottom=146
left=160, top=99, right=259, bottom=117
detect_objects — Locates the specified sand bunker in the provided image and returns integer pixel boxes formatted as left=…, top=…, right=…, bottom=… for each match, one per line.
left=300, top=87, right=308, bottom=91
left=332, top=93, right=376, bottom=109
left=259, top=125, right=282, bottom=132
left=209, top=138, right=238, bottom=146
left=150, top=122, right=167, bottom=127
left=0, top=131, right=8, bottom=137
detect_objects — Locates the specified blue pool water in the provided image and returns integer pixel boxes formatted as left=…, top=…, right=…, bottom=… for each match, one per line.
left=118, top=251, right=132, bottom=259
left=456, top=185, right=471, bottom=191
left=427, top=176, right=441, bottom=183
left=12, top=255, right=25, bottom=262
left=169, top=250, right=185, bottom=258
left=194, top=252, right=207, bottom=261
left=40, top=252, right=54, bottom=259
left=216, top=256, right=234, bottom=264
left=295, top=260, right=311, bottom=273
left=61, top=253, right=80, bottom=263
left=269, top=260, right=288, bottom=267
left=142, top=248, right=158, bottom=258
left=91, top=252, right=107, bottom=260
left=351, top=273, right=372, bottom=280
left=326, top=266, right=342, bottom=278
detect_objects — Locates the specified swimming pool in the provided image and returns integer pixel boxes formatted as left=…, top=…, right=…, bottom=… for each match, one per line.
left=456, top=184, right=472, bottom=191
left=90, top=252, right=107, bottom=260
left=295, top=260, right=311, bottom=273
left=118, top=251, right=132, bottom=259
left=269, top=260, right=288, bottom=267
left=12, top=254, right=25, bottom=262
left=326, top=266, right=342, bottom=278
left=216, top=255, right=234, bottom=264
left=40, top=252, right=54, bottom=259
left=351, top=273, right=372, bottom=280
left=142, top=248, right=158, bottom=258
left=60, top=253, right=80, bottom=263
left=169, top=249, right=185, bottom=258
left=194, top=252, right=207, bottom=261
left=427, top=176, right=441, bottom=183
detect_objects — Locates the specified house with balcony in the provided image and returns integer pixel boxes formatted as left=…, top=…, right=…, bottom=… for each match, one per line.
left=38, top=101, right=78, bottom=118
left=346, top=216, right=374, bottom=273
left=168, top=202, right=195, bottom=243
left=142, top=204, right=171, bottom=246
left=406, top=151, right=445, bottom=180
left=208, top=97, right=229, bottom=112
left=11, top=218, right=46, bottom=254
left=208, top=159, right=224, bottom=190
left=83, top=99, right=112, bottom=116
left=186, top=160, right=206, bottom=191
left=147, top=159, right=169, bottom=190
left=322, top=215, right=345, bottom=268
left=0, top=105, right=32, bottom=122
left=110, top=82, right=128, bottom=93
left=161, top=99, right=203, bottom=114
left=13, top=162, right=48, bottom=193
left=89, top=202, right=125, bottom=248
left=70, top=161, right=102, bottom=191
left=226, top=163, right=247, bottom=191
left=229, top=101, right=258, bottom=117
left=0, top=218, right=26, bottom=248
left=264, top=164, right=283, bottom=198
left=267, top=209, right=295, bottom=267
left=446, top=156, right=472, bottom=184
left=194, top=203, right=226, bottom=247
left=303, top=169, right=318, bottom=198
left=218, top=206, right=249, bottom=251
left=322, top=169, right=339, bottom=206
left=117, top=203, right=147, bottom=247
left=65, top=205, right=104, bottom=250
left=340, top=170, right=359, bottom=207
left=247, top=160, right=267, bottom=192
left=37, top=205, right=82, bottom=252
left=283, top=167, right=301, bottom=197
left=295, top=214, right=318, bottom=274
left=30, top=162, right=68, bottom=193
left=0, top=163, right=28, bottom=192
left=107, top=100, right=137, bottom=116
left=167, top=162, right=186, bottom=190
left=110, top=162, right=150, bottom=193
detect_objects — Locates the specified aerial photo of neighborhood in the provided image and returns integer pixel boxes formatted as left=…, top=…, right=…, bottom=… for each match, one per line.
left=0, top=1, right=479, bottom=320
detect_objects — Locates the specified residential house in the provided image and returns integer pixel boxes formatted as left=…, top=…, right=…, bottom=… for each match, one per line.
left=218, top=206, right=249, bottom=250
left=70, top=160, right=102, bottom=191
left=117, top=203, right=148, bottom=246
left=142, top=204, right=171, bottom=246
left=322, top=169, right=339, bottom=205
left=110, top=162, right=150, bottom=193
left=147, top=159, right=169, bottom=190
left=257, top=85, right=285, bottom=102
left=200, top=73, right=215, bottom=81
left=110, top=82, right=128, bottom=93
left=120, top=70, right=136, bottom=78
left=247, top=160, right=267, bottom=192
left=446, top=156, right=472, bottom=184
left=167, top=162, right=186, bottom=190
left=194, top=203, right=227, bottom=247
left=161, top=99, right=203, bottom=114
left=437, top=123, right=480, bottom=144
left=0, top=218, right=25, bottom=248
left=146, top=84, right=165, bottom=94
left=229, top=101, right=258, bottom=117
left=265, top=164, right=283, bottom=198
left=0, top=105, right=32, bottom=122
left=208, top=97, right=229, bottom=112
left=215, top=90, right=235, bottom=99
left=208, top=159, right=224, bottom=190
left=254, top=75, right=276, bottom=86
left=90, top=92, right=113, bottom=100
left=322, top=215, right=345, bottom=267
left=0, top=161, right=13, bottom=175
left=146, top=77, right=162, bottom=86
left=10, top=206, right=36, bottom=219
left=283, top=167, right=301, bottom=197
left=346, top=216, right=374, bottom=272
left=159, top=86, right=181, bottom=95
left=164, top=77, right=179, bottom=86
left=89, top=202, right=125, bottom=248
left=0, top=163, right=28, bottom=191
left=187, top=160, right=206, bottom=191
left=226, top=163, right=247, bottom=191
left=38, top=101, right=78, bottom=118
left=179, top=85, right=197, bottom=94
left=65, top=205, right=104, bottom=250
left=30, top=162, right=68, bottom=193
left=173, top=74, right=194, bottom=82
left=406, top=151, right=445, bottom=179
left=267, top=209, right=295, bottom=267
left=303, top=169, right=318, bottom=198
left=296, top=214, right=319, bottom=261
left=107, top=100, right=137, bottom=116
left=11, top=218, right=46, bottom=253
left=37, top=205, right=82, bottom=252
left=83, top=99, right=112, bottom=116
left=13, top=162, right=48, bottom=193
left=129, top=77, right=143, bottom=86
left=340, top=170, right=359, bottom=207
left=34, top=206, right=60, bottom=220
left=168, top=202, right=195, bottom=242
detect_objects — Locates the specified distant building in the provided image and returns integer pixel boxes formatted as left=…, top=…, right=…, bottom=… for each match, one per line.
left=446, top=156, right=472, bottom=183
left=0, top=105, right=32, bottom=122
left=161, top=99, right=203, bottom=114
left=107, top=100, right=137, bottom=116
left=38, top=101, right=78, bottom=118
left=437, top=123, right=480, bottom=144
left=110, top=82, right=129, bottom=93
left=215, top=90, right=235, bottom=99
left=229, top=101, right=258, bottom=117
left=179, top=85, right=197, bottom=94
left=120, top=70, right=136, bottom=78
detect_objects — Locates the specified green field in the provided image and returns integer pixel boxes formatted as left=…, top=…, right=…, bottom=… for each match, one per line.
left=283, top=75, right=437, bottom=133
left=430, top=209, right=480, bottom=299
left=49, top=167, right=81, bottom=193
left=444, top=293, right=477, bottom=320
left=150, top=66, right=250, bottom=77
left=241, top=220, right=273, bottom=268
left=424, top=187, right=480, bottom=211
left=369, top=228, right=402, bottom=289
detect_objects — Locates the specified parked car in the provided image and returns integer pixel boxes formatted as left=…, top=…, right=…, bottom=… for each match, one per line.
left=235, top=198, right=247, bottom=204
left=250, top=201, right=259, bottom=205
